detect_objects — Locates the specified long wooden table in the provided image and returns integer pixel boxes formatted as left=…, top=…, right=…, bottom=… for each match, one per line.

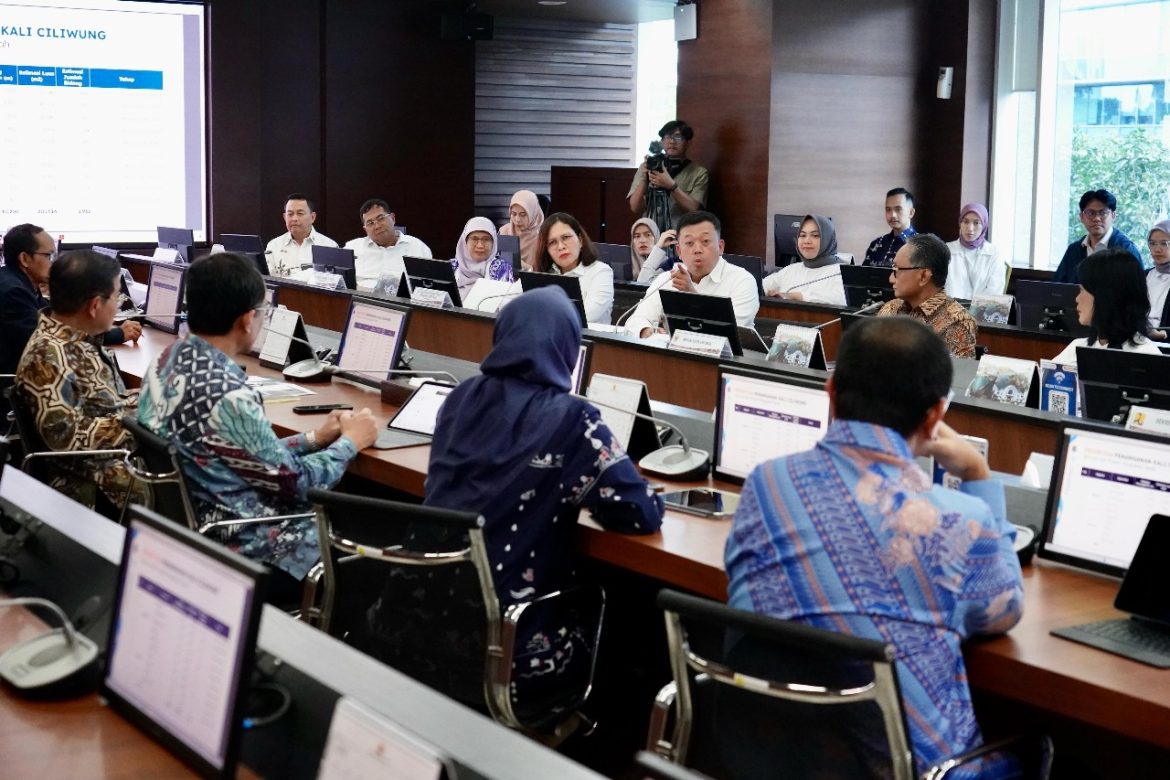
left=110, top=329, right=1170, bottom=760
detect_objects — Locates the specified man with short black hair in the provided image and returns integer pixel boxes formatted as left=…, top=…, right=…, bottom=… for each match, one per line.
left=862, top=187, right=918, bottom=267
left=877, top=233, right=977, bottom=358
left=138, top=253, right=378, bottom=582
left=343, top=198, right=432, bottom=288
left=264, top=192, right=339, bottom=276
left=628, top=120, right=710, bottom=231
left=1052, top=188, right=1142, bottom=284
left=14, top=249, right=141, bottom=510
left=725, top=316, right=1024, bottom=776
left=624, top=210, right=759, bottom=339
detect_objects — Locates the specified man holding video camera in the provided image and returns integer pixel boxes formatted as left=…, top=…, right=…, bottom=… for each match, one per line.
left=628, top=120, right=709, bottom=233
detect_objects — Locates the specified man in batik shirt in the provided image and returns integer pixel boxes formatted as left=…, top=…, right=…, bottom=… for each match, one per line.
left=878, top=233, right=978, bottom=359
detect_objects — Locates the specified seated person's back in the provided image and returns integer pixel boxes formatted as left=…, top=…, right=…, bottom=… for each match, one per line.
left=725, top=317, right=1023, bottom=776
left=137, top=252, right=378, bottom=581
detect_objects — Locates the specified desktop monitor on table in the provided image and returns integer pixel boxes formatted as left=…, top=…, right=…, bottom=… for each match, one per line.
left=102, top=505, right=267, bottom=778
left=157, top=226, right=194, bottom=264
left=596, top=242, right=633, bottom=282
left=1078, top=348, right=1170, bottom=424
left=310, top=245, right=356, bottom=290
left=713, top=365, right=831, bottom=484
left=1014, top=280, right=1088, bottom=335
left=143, top=261, right=187, bottom=333
left=220, top=234, right=269, bottom=276
left=334, top=297, right=412, bottom=386
left=839, top=265, right=894, bottom=308
left=1038, top=420, right=1170, bottom=577
left=397, top=256, right=464, bottom=308
left=659, top=289, right=743, bottom=356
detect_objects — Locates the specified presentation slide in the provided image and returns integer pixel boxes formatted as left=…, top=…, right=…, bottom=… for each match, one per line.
left=717, top=373, right=830, bottom=479
left=338, top=303, right=406, bottom=377
left=0, top=0, right=206, bottom=244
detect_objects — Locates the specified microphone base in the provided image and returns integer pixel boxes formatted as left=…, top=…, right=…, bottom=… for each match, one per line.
left=638, top=446, right=710, bottom=481
left=282, top=359, right=334, bottom=384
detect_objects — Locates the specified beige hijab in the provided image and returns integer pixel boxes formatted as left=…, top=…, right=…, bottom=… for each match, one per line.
left=629, top=217, right=661, bottom=279
left=499, top=190, right=544, bottom=271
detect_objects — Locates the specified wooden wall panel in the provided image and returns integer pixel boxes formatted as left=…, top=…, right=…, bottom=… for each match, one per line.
left=675, top=0, right=773, bottom=258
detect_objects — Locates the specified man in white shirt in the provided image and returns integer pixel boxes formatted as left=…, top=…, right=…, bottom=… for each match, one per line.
left=344, top=198, right=432, bottom=288
left=624, top=211, right=759, bottom=338
left=264, top=193, right=339, bottom=277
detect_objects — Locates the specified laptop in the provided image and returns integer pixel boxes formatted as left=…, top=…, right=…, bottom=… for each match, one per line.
left=518, top=272, right=588, bottom=327
left=1052, top=514, right=1170, bottom=667
left=373, top=380, right=454, bottom=450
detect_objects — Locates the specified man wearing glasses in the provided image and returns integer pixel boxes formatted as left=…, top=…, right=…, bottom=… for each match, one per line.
left=1052, top=188, right=1142, bottom=284
left=14, top=250, right=143, bottom=513
left=343, top=198, right=432, bottom=288
left=628, top=120, right=709, bottom=232
left=877, top=233, right=977, bottom=359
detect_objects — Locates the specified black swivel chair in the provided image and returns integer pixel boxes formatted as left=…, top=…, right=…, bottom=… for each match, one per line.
left=305, top=487, right=604, bottom=743
left=647, top=589, right=1052, bottom=780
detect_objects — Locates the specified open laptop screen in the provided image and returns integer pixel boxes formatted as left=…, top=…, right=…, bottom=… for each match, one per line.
left=143, top=261, right=186, bottom=333
left=1039, top=423, right=1170, bottom=576
left=336, top=297, right=411, bottom=384
left=714, top=366, right=831, bottom=483
left=102, top=507, right=267, bottom=776
left=388, top=381, right=453, bottom=436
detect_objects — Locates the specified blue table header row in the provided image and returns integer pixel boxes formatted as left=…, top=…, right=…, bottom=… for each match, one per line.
left=0, top=65, right=163, bottom=89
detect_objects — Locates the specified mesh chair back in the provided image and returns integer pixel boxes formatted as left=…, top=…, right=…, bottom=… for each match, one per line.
left=121, top=415, right=197, bottom=530
left=655, top=589, right=915, bottom=780
left=5, top=386, right=50, bottom=456
left=307, top=488, right=496, bottom=711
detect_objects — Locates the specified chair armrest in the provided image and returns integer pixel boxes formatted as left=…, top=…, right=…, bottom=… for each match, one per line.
left=647, top=680, right=678, bottom=756
left=923, top=733, right=1053, bottom=780
left=197, top=512, right=316, bottom=536
left=22, top=448, right=131, bottom=472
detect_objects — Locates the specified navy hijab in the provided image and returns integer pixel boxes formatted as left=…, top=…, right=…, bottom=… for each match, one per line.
left=425, top=286, right=583, bottom=510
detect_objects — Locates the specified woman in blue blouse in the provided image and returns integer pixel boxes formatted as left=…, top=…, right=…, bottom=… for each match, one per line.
left=365, top=286, right=663, bottom=706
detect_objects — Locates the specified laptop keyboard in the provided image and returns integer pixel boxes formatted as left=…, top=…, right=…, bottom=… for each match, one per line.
left=1052, top=619, right=1170, bottom=668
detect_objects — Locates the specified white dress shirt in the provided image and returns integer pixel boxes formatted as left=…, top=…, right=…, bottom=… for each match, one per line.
left=625, top=257, right=760, bottom=337
left=558, top=260, right=614, bottom=325
left=1147, top=268, right=1170, bottom=328
left=944, top=240, right=1008, bottom=299
left=1051, top=334, right=1161, bottom=368
left=762, top=262, right=845, bottom=305
left=264, top=228, right=338, bottom=276
left=344, top=232, right=432, bottom=288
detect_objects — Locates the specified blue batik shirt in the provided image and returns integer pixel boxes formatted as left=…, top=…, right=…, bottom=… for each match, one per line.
left=725, top=419, right=1023, bottom=777
left=863, top=226, right=918, bottom=267
left=138, top=334, right=358, bottom=580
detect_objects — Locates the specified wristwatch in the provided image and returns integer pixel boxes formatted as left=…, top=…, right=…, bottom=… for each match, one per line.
left=669, top=183, right=679, bottom=192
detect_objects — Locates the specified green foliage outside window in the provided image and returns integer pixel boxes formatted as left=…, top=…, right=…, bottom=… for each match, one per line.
left=1068, top=127, right=1170, bottom=261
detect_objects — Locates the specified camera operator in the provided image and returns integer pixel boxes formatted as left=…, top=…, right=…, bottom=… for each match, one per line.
left=628, top=120, right=709, bottom=233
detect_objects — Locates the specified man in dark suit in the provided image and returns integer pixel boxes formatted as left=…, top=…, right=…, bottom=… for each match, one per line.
left=1052, top=188, right=1142, bottom=284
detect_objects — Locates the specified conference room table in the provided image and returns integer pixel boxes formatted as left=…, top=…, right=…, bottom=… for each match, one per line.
left=106, top=325, right=1170, bottom=772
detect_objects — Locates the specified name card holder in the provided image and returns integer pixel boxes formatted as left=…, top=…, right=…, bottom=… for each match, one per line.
left=969, top=294, right=1014, bottom=325
left=965, top=354, right=1040, bottom=409
left=767, top=323, right=827, bottom=370
left=1039, top=359, right=1080, bottom=417
left=258, top=308, right=314, bottom=370
left=1125, top=406, right=1170, bottom=438
left=668, top=329, right=732, bottom=359
left=318, top=698, right=449, bottom=780
left=410, top=288, right=454, bottom=309
left=305, top=270, right=347, bottom=291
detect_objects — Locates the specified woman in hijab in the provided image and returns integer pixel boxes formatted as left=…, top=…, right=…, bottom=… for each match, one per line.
left=944, top=203, right=1008, bottom=299
left=383, top=286, right=663, bottom=706
left=630, top=217, right=661, bottom=279
left=1145, top=219, right=1170, bottom=341
left=761, top=214, right=845, bottom=305
left=498, top=189, right=545, bottom=271
left=451, top=216, right=513, bottom=296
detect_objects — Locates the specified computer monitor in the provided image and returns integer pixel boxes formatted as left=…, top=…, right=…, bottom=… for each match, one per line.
left=1014, top=280, right=1088, bottom=334
left=220, top=233, right=269, bottom=276
left=596, top=242, right=633, bottom=282
left=713, top=365, right=831, bottom=483
left=143, top=261, right=186, bottom=333
left=311, top=245, right=356, bottom=290
left=571, top=340, right=593, bottom=395
left=497, top=234, right=522, bottom=272
left=335, top=297, right=412, bottom=386
left=1078, top=348, right=1170, bottom=423
left=157, top=226, right=194, bottom=264
left=723, top=253, right=765, bottom=297
left=773, top=214, right=804, bottom=267
left=102, top=506, right=267, bottom=778
left=1038, top=421, right=1170, bottom=577
left=659, top=289, right=743, bottom=356
left=839, top=265, right=894, bottom=308
left=518, top=271, right=589, bottom=327
left=397, top=256, right=464, bottom=308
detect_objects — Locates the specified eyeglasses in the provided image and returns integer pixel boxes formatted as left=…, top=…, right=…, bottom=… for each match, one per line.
left=466, top=236, right=493, bottom=245
left=546, top=233, right=579, bottom=250
left=29, top=251, right=56, bottom=261
left=363, top=212, right=391, bottom=229
left=1081, top=208, right=1113, bottom=219
left=1149, top=240, right=1170, bottom=249
left=891, top=265, right=926, bottom=275
left=252, top=304, right=275, bottom=321
left=661, top=134, right=686, bottom=143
